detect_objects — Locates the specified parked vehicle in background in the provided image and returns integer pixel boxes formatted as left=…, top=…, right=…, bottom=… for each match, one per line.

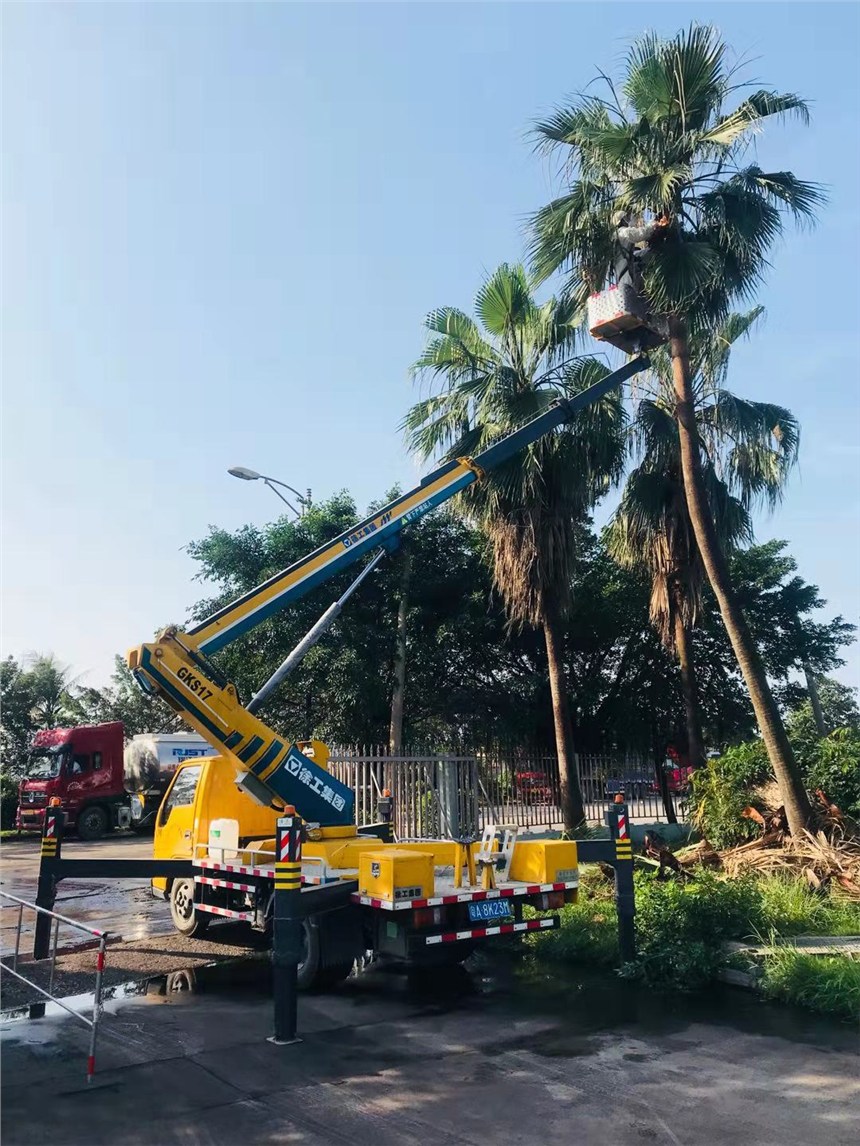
left=514, top=770, right=554, bottom=805
left=604, top=768, right=652, bottom=799
left=16, top=723, right=214, bottom=840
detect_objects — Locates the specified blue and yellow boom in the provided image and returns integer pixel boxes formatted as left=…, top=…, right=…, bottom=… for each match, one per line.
left=127, top=356, right=647, bottom=827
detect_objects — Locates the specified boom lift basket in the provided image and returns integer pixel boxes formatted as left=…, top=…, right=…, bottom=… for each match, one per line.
left=587, top=283, right=668, bottom=354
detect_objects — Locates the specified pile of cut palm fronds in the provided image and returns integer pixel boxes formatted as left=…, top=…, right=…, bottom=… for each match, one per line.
left=719, top=829, right=860, bottom=900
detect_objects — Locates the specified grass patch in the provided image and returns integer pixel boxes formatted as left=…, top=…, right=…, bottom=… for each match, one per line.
left=752, top=874, right=860, bottom=937
left=760, top=947, right=860, bottom=1020
left=528, top=865, right=860, bottom=1018
left=525, top=897, right=619, bottom=966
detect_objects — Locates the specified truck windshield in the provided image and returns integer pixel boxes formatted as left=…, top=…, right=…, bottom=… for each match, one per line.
left=26, top=752, right=64, bottom=779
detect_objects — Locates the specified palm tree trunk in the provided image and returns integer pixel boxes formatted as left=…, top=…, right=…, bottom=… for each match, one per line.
left=668, top=317, right=812, bottom=837
left=541, top=603, right=586, bottom=830
left=650, top=688, right=677, bottom=824
left=802, top=662, right=827, bottom=737
left=672, top=606, right=706, bottom=771
left=388, top=549, right=412, bottom=755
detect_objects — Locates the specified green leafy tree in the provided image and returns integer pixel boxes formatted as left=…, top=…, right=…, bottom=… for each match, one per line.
left=70, top=656, right=178, bottom=739
left=0, top=656, right=37, bottom=778
left=727, top=542, right=856, bottom=728
left=405, top=264, right=625, bottom=828
left=186, top=493, right=544, bottom=748
left=607, top=308, right=798, bottom=770
left=530, top=24, right=823, bottom=836
left=786, top=677, right=860, bottom=765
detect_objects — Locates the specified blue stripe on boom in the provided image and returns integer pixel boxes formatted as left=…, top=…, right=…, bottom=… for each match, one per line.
left=196, top=472, right=473, bottom=654
left=139, top=651, right=227, bottom=745
left=238, top=735, right=264, bottom=763
left=225, top=731, right=243, bottom=750
left=251, top=739, right=283, bottom=775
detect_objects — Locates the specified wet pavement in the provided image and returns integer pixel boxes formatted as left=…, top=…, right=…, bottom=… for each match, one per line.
left=0, top=833, right=173, bottom=957
left=2, top=951, right=857, bottom=1146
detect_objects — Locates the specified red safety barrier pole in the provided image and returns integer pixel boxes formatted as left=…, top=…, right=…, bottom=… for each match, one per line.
left=86, top=933, right=107, bottom=1083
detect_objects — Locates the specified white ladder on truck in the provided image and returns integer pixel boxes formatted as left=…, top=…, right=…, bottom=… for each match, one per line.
left=476, top=823, right=519, bottom=885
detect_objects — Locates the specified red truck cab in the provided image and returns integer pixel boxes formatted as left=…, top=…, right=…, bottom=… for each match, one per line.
left=17, top=722, right=126, bottom=840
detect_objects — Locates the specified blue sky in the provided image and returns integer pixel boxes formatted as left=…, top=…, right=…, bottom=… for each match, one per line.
left=3, top=2, right=859, bottom=693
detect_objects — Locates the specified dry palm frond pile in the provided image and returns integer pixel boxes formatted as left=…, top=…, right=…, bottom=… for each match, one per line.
left=718, top=829, right=860, bottom=900
left=672, top=787, right=860, bottom=899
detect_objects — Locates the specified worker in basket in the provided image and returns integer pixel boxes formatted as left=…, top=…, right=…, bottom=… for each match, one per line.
left=587, top=212, right=670, bottom=354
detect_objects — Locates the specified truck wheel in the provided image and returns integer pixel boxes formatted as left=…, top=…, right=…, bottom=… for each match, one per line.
left=170, top=879, right=210, bottom=938
left=77, top=805, right=108, bottom=841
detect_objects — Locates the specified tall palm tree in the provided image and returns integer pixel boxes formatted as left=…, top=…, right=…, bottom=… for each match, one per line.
left=405, top=263, right=625, bottom=828
left=607, top=308, right=799, bottom=771
left=529, top=24, right=822, bottom=836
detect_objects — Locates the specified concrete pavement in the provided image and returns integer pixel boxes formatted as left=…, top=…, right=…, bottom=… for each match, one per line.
left=2, top=957, right=857, bottom=1146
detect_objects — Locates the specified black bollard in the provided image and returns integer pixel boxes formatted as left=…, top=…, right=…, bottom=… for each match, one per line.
left=607, top=798, right=636, bottom=963
left=269, top=811, right=303, bottom=1046
left=34, top=802, right=64, bottom=961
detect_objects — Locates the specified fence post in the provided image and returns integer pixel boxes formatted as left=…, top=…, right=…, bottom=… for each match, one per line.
left=607, top=798, right=636, bottom=963
left=269, top=811, right=303, bottom=1046
left=34, top=802, right=64, bottom=960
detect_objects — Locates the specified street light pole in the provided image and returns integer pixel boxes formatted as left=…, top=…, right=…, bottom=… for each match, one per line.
left=228, top=467, right=311, bottom=518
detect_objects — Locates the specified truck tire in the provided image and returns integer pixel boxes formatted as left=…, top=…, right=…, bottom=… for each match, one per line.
left=77, top=805, right=108, bottom=841
left=295, top=918, right=353, bottom=990
left=170, top=879, right=210, bottom=938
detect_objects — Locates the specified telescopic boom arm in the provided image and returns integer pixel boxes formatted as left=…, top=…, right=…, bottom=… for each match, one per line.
left=127, top=355, right=647, bottom=826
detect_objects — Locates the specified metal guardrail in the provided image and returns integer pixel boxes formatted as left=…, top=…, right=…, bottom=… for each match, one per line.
left=1, top=891, right=108, bottom=1083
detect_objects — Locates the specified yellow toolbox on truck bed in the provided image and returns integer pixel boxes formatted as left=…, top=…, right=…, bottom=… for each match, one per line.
left=359, top=849, right=435, bottom=903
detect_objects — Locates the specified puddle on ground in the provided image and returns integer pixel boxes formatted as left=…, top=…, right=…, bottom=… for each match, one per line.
left=2, top=948, right=855, bottom=1053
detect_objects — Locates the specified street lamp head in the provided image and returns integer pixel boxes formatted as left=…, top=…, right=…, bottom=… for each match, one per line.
left=228, top=466, right=263, bottom=481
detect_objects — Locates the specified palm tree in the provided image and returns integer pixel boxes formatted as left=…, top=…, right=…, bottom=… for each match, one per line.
left=405, top=263, right=625, bottom=828
left=24, top=653, right=81, bottom=729
left=607, top=308, right=799, bottom=774
left=529, top=24, right=822, bottom=836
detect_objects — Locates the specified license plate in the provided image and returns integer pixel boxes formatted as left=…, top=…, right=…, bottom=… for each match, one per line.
left=468, top=898, right=514, bottom=923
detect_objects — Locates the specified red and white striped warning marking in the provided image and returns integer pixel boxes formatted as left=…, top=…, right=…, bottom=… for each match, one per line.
left=352, top=879, right=577, bottom=912
left=424, top=917, right=558, bottom=945
left=195, top=875, right=258, bottom=894
left=195, top=903, right=254, bottom=922
left=197, top=858, right=273, bottom=879
left=617, top=813, right=628, bottom=840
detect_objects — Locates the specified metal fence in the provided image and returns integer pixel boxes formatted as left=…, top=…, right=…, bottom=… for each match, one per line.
left=329, top=745, right=686, bottom=837
left=0, top=892, right=108, bottom=1083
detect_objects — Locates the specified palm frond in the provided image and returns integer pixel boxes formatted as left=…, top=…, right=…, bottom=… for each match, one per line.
left=642, top=237, right=722, bottom=313
left=475, top=263, right=534, bottom=337
left=624, top=24, right=727, bottom=131
left=732, top=166, right=826, bottom=223
left=701, top=90, right=811, bottom=148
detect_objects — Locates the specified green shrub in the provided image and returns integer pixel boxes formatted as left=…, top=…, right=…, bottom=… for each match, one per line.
left=688, top=744, right=772, bottom=848
left=0, top=771, right=18, bottom=831
left=624, top=870, right=761, bottom=988
left=803, top=729, right=860, bottom=819
left=760, top=948, right=860, bottom=1020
